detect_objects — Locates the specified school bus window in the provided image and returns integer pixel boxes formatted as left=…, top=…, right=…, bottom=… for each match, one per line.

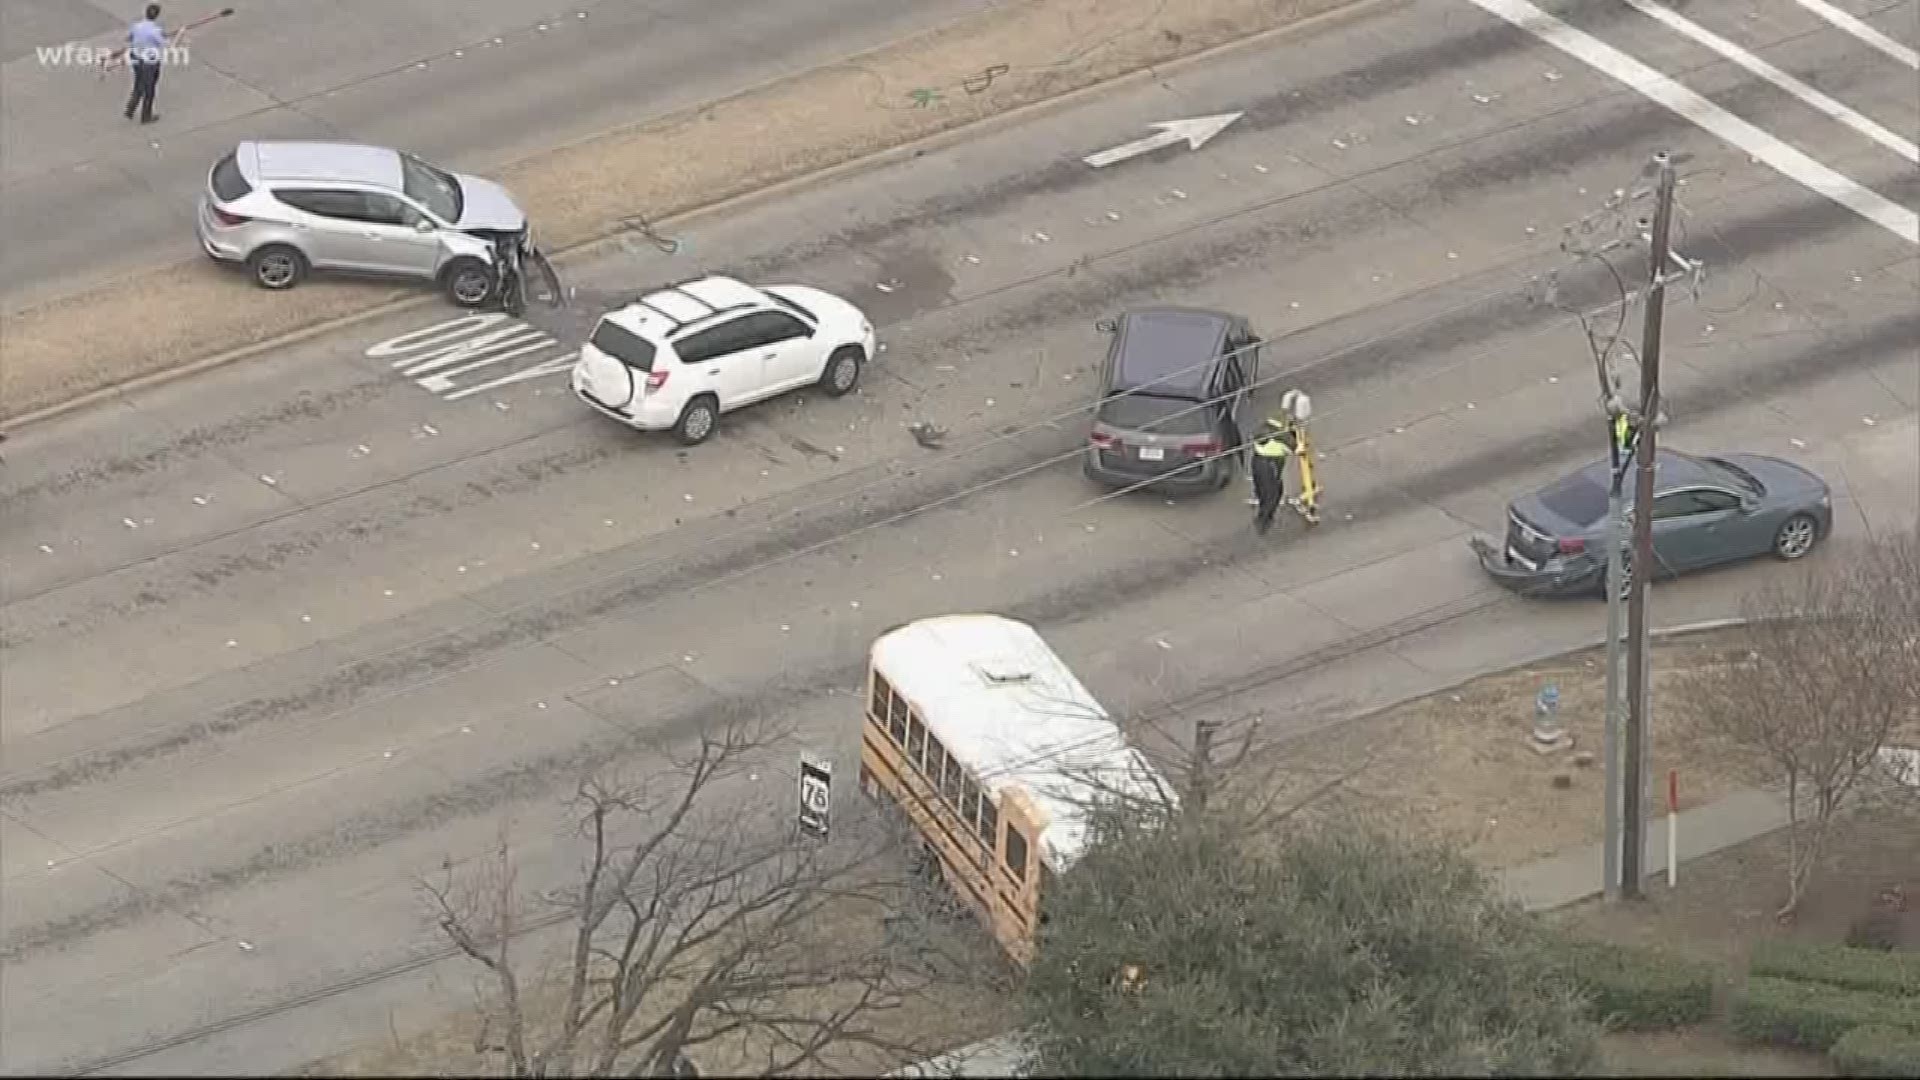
left=960, top=778, right=981, bottom=827
left=926, top=736, right=947, bottom=780
left=907, top=713, right=927, bottom=763
left=888, top=690, right=910, bottom=742
left=977, top=797, right=998, bottom=844
left=1003, top=824, right=1029, bottom=882
left=941, top=757, right=965, bottom=804
left=886, top=695, right=908, bottom=745
left=870, top=671, right=892, bottom=720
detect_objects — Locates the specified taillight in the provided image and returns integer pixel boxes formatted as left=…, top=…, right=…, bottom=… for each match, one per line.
left=645, top=370, right=669, bottom=390
left=1556, top=537, right=1587, bottom=555
left=1184, top=438, right=1221, bottom=455
left=211, top=207, right=250, bottom=227
left=1089, top=431, right=1116, bottom=449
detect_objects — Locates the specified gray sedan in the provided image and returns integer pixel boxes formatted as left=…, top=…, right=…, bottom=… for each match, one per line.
left=1470, top=448, right=1833, bottom=598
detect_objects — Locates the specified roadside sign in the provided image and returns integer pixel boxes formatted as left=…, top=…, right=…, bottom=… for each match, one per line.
left=798, top=755, right=832, bottom=838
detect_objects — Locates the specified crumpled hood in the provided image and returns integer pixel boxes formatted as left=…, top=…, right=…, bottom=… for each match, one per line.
left=452, top=173, right=527, bottom=232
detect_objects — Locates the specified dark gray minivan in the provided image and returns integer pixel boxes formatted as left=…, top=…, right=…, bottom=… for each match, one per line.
left=1083, top=306, right=1261, bottom=495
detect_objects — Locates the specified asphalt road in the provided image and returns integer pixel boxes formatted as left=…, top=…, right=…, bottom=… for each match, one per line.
left=1, top=0, right=1915, bottom=1072
left=0, top=0, right=991, bottom=312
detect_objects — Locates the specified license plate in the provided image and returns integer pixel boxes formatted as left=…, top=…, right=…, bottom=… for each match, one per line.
left=1137, top=446, right=1165, bottom=461
left=1506, top=545, right=1539, bottom=571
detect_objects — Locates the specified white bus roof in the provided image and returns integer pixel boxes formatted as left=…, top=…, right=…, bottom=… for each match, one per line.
left=870, top=614, right=1174, bottom=872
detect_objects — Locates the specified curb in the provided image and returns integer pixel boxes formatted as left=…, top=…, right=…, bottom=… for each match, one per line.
left=4, top=0, right=1396, bottom=433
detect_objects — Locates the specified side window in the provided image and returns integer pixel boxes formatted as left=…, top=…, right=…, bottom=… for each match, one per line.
left=907, top=713, right=927, bottom=767
left=674, top=318, right=751, bottom=364
left=926, top=735, right=946, bottom=780
left=1650, top=493, right=1694, bottom=520
left=274, top=188, right=361, bottom=221
left=1003, top=824, right=1030, bottom=882
left=870, top=672, right=893, bottom=729
left=1692, top=489, right=1740, bottom=513
left=735, top=311, right=811, bottom=350
left=941, top=756, right=965, bottom=804
left=362, top=193, right=426, bottom=228
left=960, top=778, right=981, bottom=829
left=887, top=690, right=910, bottom=745
left=977, top=794, right=998, bottom=845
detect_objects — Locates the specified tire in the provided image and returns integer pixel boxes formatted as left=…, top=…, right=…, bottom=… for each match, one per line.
left=1772, top=513, right=1820, bottom=560
left=442, top=258, right=495, bottom=308
left=248, top=245, right=307, bottom=291
left=819, top=346, right=864, bottom=397
left=672, top=395, right=719, bottom=446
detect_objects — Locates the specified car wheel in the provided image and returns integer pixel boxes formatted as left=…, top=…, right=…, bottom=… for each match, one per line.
left=673, top=395, right=719, bottom=446
left=443, top=258, right=495, bottom=308
left=1772, top=513, right=1820, bottom=560
left=819, top=347, right=864, bottom=397
left=248, top=245, right=307, bottom=290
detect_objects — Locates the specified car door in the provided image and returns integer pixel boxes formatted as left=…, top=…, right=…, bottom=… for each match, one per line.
left=269, top=187, right=369, bottom=270
left=1648, top=489, right=1740, bottom=572
left=672, top=318, right=758, bottom=409
left=734, top=311, right=818, bottom=393
left=353, top=193, right=442, bottom=277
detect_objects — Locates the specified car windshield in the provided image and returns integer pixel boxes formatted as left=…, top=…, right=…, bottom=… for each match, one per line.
left=1096, top=393, right=1213, bottom=435
left=590, top=320, right=656, bottom=371
left=1537, top=469, right=1609, bottom=526
left=1703, top=456, right=1763, bottom=495
left=399, top=153, right=462, bottom=222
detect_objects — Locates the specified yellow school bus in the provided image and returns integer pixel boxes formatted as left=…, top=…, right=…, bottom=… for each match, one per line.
left=859, top=614, right=1175, bottom=964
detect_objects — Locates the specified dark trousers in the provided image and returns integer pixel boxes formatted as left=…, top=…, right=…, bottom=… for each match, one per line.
left=1250, top=454, right=1285, bottom=535
left=126, top=62, right=160, bottom=121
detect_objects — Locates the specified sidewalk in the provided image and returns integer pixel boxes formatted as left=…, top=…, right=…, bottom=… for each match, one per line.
left=894, top=785, right=1793, bottom=1078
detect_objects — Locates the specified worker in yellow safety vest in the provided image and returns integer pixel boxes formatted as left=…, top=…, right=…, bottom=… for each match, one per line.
left=1249, top=415, right=1295, bottom=535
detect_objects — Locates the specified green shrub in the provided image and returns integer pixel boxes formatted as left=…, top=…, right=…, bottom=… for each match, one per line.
left=1729, top=977, right=1920, bottom=1051
left=1553, top=937, right=1715, bottom=1031
left=1829, top=1024, right=1920, bottom=1077
left=1750, top=939, right=1920, bottom=998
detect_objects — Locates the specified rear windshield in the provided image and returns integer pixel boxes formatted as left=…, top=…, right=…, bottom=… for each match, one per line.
left=590, top=320, right=657, bottom=371
left=1538, top=471, right=1608, bottom=525
left=210, top=152, right=251, bottom=202
left=1096, top=393, right=1212, bottom=435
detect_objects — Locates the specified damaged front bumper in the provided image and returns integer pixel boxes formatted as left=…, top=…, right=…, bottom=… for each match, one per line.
left=1467, top=536, right=1602, bottom=599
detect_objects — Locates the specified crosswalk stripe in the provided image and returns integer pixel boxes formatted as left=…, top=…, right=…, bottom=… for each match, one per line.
left=1622, top=0, right=1916, bottom=164
left=1459, top=0, right=1919, bottom=245
left=1787, top=0, right=1919, bottom=70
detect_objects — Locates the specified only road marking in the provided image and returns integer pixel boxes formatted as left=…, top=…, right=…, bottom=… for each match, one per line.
left=365, top=313, right=577, bottom=402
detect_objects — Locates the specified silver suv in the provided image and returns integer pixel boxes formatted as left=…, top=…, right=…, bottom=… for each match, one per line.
left=195, top=141, right=529, bottom=307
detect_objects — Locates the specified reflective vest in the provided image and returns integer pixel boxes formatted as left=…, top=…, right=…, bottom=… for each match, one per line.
left=1253, top=430, right=1294, bottom=458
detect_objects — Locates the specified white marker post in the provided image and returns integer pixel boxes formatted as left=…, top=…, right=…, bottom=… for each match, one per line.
left=1666, top=769, right=1678, bottom=889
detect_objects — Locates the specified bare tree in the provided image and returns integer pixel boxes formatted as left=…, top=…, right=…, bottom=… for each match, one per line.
left=425, top=717, right=959, bottom=1077
left=1675, top=531, right=1920, bottom=920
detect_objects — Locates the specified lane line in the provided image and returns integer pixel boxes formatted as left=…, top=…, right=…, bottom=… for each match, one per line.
left=1787, top=0, right=1920, bottom=69
left=1457, top=0, right=1919, bottom=244
left=1623, top=0, right=1916, bottom=163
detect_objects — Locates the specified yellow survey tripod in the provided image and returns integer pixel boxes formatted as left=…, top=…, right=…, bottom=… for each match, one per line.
left=1275, top=389, right=1320, bottom=525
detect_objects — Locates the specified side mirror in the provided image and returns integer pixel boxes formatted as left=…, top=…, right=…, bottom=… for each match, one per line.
left=413, top=219, right=434, bottom=234
left=1095, top=318, right=1116, bottom=334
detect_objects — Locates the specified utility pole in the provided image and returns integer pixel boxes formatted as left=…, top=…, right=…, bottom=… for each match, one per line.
left=1602, top=412, right=1628, bottom=901
left=1620, top=150, right=1677, bottom=900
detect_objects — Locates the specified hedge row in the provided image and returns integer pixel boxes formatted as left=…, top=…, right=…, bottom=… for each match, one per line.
left=1554, top=937, right=1715, bottom=1031
left=1749, top=939, right=1920, bottom=998
left=1728, top=977, right=1920, bottom=1052
left=1830, top=1024, right=1920, bottom=1078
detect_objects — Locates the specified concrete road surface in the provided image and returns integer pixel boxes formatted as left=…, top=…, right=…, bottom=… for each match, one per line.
left=0, top=0, right=990, bottom=311
left=2, top=0, right=1914, bottom=1072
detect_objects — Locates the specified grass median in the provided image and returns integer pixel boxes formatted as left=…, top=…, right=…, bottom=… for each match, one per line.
left=0, top=0, right=1369, bottom=424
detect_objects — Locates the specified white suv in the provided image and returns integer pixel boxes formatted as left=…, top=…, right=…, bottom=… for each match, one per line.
left=572, top=275, right=875, bottom=444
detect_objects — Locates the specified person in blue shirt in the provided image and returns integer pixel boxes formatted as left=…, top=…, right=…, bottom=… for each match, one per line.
left=124, top=5, right=167, bottom=124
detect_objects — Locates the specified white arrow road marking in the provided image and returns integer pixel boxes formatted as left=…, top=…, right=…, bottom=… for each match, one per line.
left=1082, top=112, right=1244, bottom=168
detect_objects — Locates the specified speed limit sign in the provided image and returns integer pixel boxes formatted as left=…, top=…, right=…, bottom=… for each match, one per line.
left=797, top=755, right=832, bottom=838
